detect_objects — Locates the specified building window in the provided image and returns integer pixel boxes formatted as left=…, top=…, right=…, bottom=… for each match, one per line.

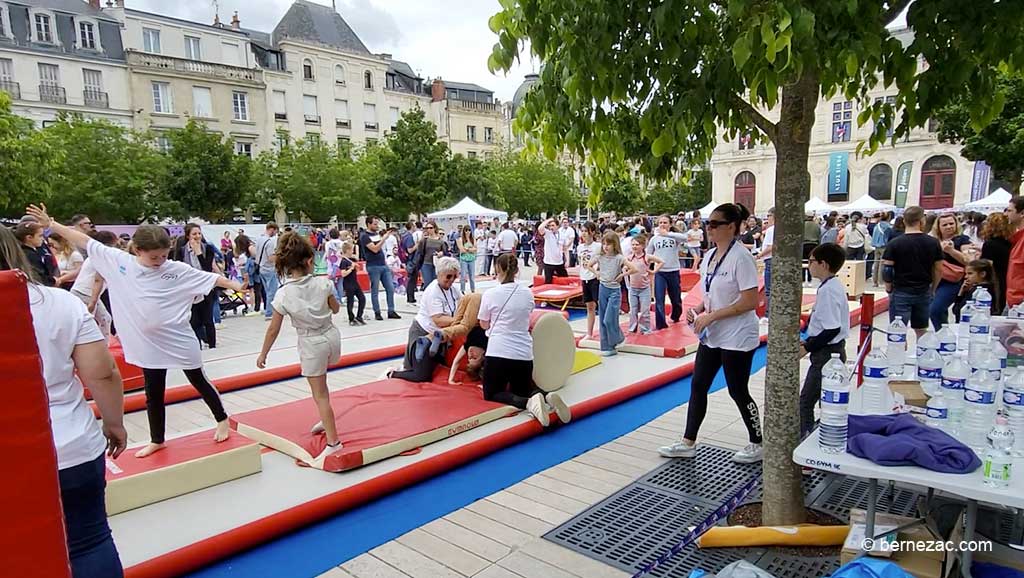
left=82, top=69, right=104, bottom=106
left=302, top=59, right=314, bottom=80
left=142, top=28, right=161, bottom=54
left=184, top=36, right=201, bottom=61
left=34, top=13, right=53, bottom=43
left=335, top=99, right=350, bottom=128
left=449, top=89, right=459, bottom=100
left=868, top=164, right=893, bottom=200
left=484, top=127, right=493, bottom=143
left=364, top=103, right=377, bottom=130
left=156, top=135, right=171, bottom=153
left=0, top=58, right=13, bottom=83
left=366, top=137, right=378, bottom=147
left=234, top=141, right=253, bottom=158
left=733, top=171, right=756, bottom=213
left=873, top=96, right=897, bottom=137
left=337, top=135, right=351, bottom=147
left=38, top=62, right=59, bottom=86
left=920, top=155, right=957, bottom=210
left=221, top=41, right=241, bottom=66
left=232, top=91, right=249, bottom=121
left=363, top=70, right=373, bottom=90
left=468, top=151, right=477, bottom=159
left=273, top=130, right=289, bottom=151
left=466, top=125, right=477, bottom=142
left=0, top=5, right=9, bottom=39
left=831, top=101, right=853, bottom=143
left=305, top=133, right=320, bottom=145
left=152, top=81, right=172, bottom=113
left=389, top=106, right=399, bottom=129
left=272, top=90, right=286, bottom=120
left=78, top=21, right=96, bottom=50
left=303, top=94, right=318, bottom=123
left=738, top=131, right=754, bottom=150
left=927, top=118, right=939, bottom=133
left=335, top=64, right=345, bottom=85
left=192, top=86, right=212, bottom=118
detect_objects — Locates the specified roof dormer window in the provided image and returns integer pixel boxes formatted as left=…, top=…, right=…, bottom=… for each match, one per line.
left=77, top=20, right=101, bottom=51
left=33, top=12, right=54, bottom=44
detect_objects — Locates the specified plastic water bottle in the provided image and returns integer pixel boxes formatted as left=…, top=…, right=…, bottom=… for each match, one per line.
left=1004, top=370, right=1024, bottom=457
left=983, top=417, right=1014, bottom=488
left=859, top=349, right=891, bottom=415
left=1010, top=304, right=1024, bottom=319
left=963, top=370, right=998, bottom=451
left=818, top=354, right=850, bottom=453
left=992, top=339, right=1008, bottom=379
left=941, top=352, right=969, bottom=432
left=959, top=301, right=976, bottom=351
left=917, top=348, right=943, bottom=397
left=974, top=286, right=993, bottom=314
left=916, top=330, right=940, bottom=360
left=936, top=325, right=957, bottom=358
left=968, top=308, right=991, bottom=369
left=925, top=391, right=950, bottom=432
left=886, top=317, right=908, bottom=377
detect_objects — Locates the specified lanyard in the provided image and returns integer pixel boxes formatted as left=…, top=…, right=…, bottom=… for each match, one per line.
left=703, top=239, right=736, bottom=295
left=440, top=287, right=457, bottom=316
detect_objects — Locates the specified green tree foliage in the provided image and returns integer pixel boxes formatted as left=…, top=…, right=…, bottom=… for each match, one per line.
left=599, top=178, right=641, bottom=215
left=160, top=119, right=248, bottom=222
left=489, top=0, right=1024, bottom=524
left=0, top=92, right=56, bottom=218
left=490, top=150, right=577, bottom=217
left=447, top=154, right=503, bottom=209
left=645, top=171, right=712, bottom=216
left=41, top=115, right=166, bottom=223
left=377, top=107, right=451, bottom=218
left=257, top=138, right=379, bottom=223
left=933, top=71, right=1024, bottom=193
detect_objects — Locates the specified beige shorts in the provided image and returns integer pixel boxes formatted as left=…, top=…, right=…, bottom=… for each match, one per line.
left=297, top=326, right=342, bottom=377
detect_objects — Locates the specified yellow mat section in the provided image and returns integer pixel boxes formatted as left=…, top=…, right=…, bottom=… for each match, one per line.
left=697, top=525, right=850, bottom=548
left=572, top=350, right=602, bottom=374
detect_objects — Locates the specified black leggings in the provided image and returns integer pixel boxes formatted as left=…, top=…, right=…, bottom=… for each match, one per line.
left=344, top=285, right=366, bottom=320
left=252, top=280, right=265, bottom=313
left=482, top=356, right=537, bottom=410
left=391, top=336, right=443, bottom=383
left=142, top=367, right=228, bottom=444
left=190, top=292, right=216, bottom=348
left=543, top=263, right=568, bottom=285
left=684, top=345, right=762, bottom=444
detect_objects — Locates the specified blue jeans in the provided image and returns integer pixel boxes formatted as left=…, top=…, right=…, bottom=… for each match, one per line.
left=653, top=270, right=682, bottom=329
left=460, top=258, right=476, bottom=293
left=60, top=454, right=124, bottom=578
left=764, top=259, right=772, bottom=316
left=367, top=264, right=396, bottom=314
left=212, top=296, right=221, bottom=323
left=929, top=279, right=962, bottom=330
left=599, top=284, right=624, bottom=351
left=889, top=289, right=932, bottom=330
left=259, top=270, right=279, bottom=318
left=421, top=262, right=436, bottom=289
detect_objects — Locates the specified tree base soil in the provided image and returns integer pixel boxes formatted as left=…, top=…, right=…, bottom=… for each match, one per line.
left=726, top=502, right=844, bottom=558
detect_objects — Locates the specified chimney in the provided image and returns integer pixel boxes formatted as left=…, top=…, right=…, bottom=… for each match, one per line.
left=431, top=78, right=445, bottom=102
left=231, top=11, right=240, bottom=30
left=88, top=0, right=101, bottom=8
left=213, top=13, right=221, bottom=26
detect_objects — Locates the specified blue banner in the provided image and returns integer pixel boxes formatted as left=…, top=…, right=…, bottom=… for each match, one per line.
left=828, top=152, right=849, bottom=200
left=970, top=161, right=991, bottom=202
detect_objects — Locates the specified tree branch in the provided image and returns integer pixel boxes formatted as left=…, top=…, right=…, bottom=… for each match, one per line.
left=731, top=94, right=778, bottom=142
left=880, top=0, right=913, bottom=27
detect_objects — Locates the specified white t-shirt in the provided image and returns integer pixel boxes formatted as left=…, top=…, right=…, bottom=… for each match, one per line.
left=761, top=226, right=775, bottom=259
left=70, top=257, right=102, bottom=296
left=558, top=227, right=576, bottom=250
left=473, top=228, right=486, bottom=244
left=807, top=276, right=850, bottom=345
left=686, top=228, right=704, bottom=248
left=324, top=239, right=343, bottom=259
left=416, top=280, right=462, bottom=334
left=620, top=235, right=633, bottom=258
left=383, top=235, right=398, bottom=259
left=233, top=253, right=248, bottom=272
left=57, top=251, right=84, bottom=275
left=31, top=285, right=107, bottom=470
left=272, top=275, right=337, bottom=335
left=86, top=239, right=219, bottom=369
left=498, top=229, right=518, bottom=252
left=699, top=242, right=760, bottom=351
left=542, top=229, right=564, bottom=265
left=487, top=237, right=499, bottom=255
left=478, top=282, right=534, bottom=360
left=577, top=241, right=601, bottom=281
left=413, top=230, right=424, bottom=245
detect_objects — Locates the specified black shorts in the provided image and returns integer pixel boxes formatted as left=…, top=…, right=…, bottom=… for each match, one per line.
left=582, top=278, right=600, bottom=303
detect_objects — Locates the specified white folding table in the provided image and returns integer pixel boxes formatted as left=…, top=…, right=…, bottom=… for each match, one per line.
left=794, top=434, right=1024, bottom=577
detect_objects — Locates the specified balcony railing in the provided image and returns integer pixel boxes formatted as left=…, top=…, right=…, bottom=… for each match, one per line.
left=127, top=50, right=262, bottom=85
left=83, top=89, right=108, bottom=108
left=39, top=84, right=66, bottom=104
left=336, top=119, right=350, bottom=129
left=449, top=99, right=499, bottom=114
left=304, top=114, right=320, bottom=124
left=0, top=80, right=19, bottom=100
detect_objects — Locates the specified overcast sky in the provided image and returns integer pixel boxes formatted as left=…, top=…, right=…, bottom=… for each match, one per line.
left=128, top=0, right=536, bottom=102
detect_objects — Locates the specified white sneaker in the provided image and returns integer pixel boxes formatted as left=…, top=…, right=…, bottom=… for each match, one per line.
left=600, top=350, right=617, bottom=357
left=658, top=440, right=697, bottom=458
left=732, top=443, right=763, bottom=463
left=526, top=392, right=550, bottom=427
left=310, top=421, right=325, bottom=435
left=546, top=392, right=571, bottom=424
left=379, top=367, right=395, bottom=380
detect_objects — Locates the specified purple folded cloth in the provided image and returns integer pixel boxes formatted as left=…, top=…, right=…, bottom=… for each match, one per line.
left=846, top=413, right=981, bottom=474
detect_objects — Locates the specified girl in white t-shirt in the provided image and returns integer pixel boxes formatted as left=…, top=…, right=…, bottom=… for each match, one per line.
left=257, top=233, right=343, bottom=451
left=479, top=253, right=569, bottom=427
left=28, top=204, right=244, bottom=459
left=685, top=219, right=704, bottom=269
left=576, top=222, right=602, bottom=339
left=658, top=203, right=763, bottom=465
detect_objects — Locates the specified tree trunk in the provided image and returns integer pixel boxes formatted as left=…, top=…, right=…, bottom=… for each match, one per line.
left=761, top=70, right=820, bottom=526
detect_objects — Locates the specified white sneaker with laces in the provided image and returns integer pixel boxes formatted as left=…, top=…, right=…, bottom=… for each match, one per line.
left=526, top=392, right=550, bottom=427
left=732, top=443, right=763, bottom=463
left=546, top=392, right=571, bottom=424
left=658, top=440, right=697, bottom=458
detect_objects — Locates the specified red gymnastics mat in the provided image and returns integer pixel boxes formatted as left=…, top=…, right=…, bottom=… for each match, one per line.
left=578, top=320, right=701, bottom=358
left=231, top=375, right=518, bottom=472
left=532, top=283, right=583, bottom=310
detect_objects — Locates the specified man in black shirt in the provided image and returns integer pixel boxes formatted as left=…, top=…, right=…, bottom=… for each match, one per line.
left=881, top=206, right=942, bottom=337
left=360, top=216, right=401, bottom=321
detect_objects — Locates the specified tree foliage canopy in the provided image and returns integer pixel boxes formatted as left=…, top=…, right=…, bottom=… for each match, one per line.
left=377, top=107, right=451, bottom=218
left=160, top=119, right=250, bottom=222
left=0, top=92, right=56, bottom=217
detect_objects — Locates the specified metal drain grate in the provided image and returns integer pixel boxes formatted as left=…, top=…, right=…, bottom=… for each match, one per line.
left=808, top=477, right=922, bottom=521
left=640, top=445, right=762, bottom=501
left=755, top=552, right=841, bottom=578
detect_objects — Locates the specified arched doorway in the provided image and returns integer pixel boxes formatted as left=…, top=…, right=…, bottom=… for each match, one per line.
left=868, top=164, right=893, bottom=200
left=734, top=171, right=756, bottom=213
left=919, top=155, right=956, bottom=209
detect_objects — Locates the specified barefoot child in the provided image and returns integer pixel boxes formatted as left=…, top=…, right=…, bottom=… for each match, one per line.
left=28, top=204, right=241, bottom=458
left=626, top=234, right=663, bottom=334
left=256, top=233, right=343, bottom=450
left=576, top=222, right=602, bottom=339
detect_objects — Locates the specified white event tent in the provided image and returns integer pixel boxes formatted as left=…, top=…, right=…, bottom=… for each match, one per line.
left=697, top=200, right=718, bottom=216
left=839, top=195, right=897, bottom=213
left=805, top=197, right=832, bottom=214
left=427, top=197, right=508, bottom=227
left=962, top=187, right=1012, bottom=213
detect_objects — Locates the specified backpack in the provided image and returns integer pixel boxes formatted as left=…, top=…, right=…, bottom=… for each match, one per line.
left=397, top=231, right=411, bottom=263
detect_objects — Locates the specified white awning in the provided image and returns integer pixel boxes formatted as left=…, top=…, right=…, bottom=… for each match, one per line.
left=838, top=195, right=897, bottom=213
left=963, top=187, right=1012, bottom=212
left=427, top=197, right=508, bottom=222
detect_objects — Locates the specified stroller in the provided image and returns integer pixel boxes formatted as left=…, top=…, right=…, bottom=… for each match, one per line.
left=218, top=287, right=249, bottom=316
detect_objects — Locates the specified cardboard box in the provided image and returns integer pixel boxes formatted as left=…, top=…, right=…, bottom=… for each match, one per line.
left=841, top=509, right=948, bottom=578
left=889, top=380, right=928, bottom=409
left=838, top=260, right=867, bottom=298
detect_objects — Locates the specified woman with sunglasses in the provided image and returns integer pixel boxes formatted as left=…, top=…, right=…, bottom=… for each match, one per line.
left=659, top=203, right=763, bottom=464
